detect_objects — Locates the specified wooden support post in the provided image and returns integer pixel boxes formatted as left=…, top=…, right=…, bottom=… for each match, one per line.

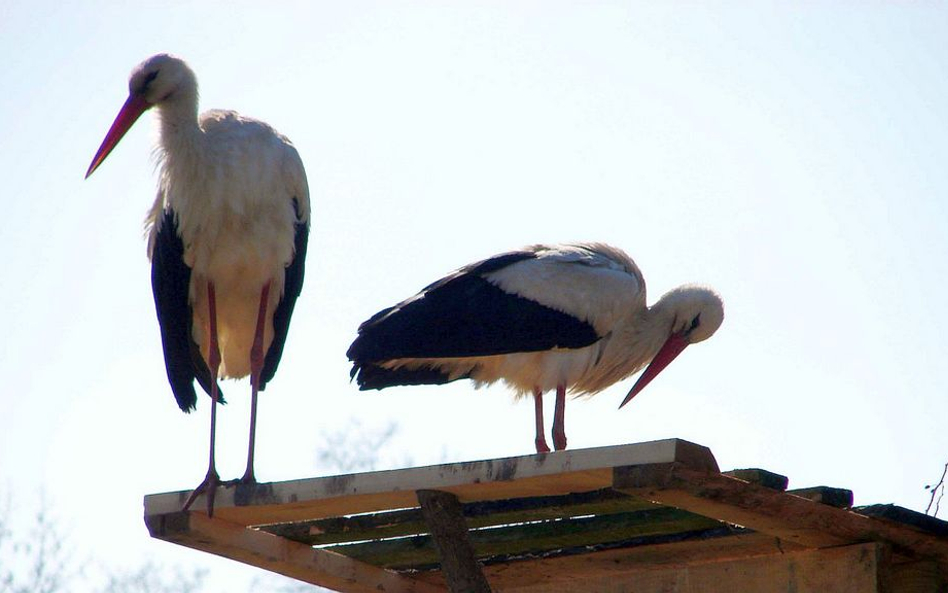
left=417, top=489, right=492, bottom=593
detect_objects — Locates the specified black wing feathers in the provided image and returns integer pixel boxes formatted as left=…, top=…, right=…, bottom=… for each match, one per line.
left=355, top=364, right=460, bottom=390
left=347, top=249, right=601, bottom=384
left=260, top=197, right=309, bottom=390
left=151, top=209, right=223, bottom=412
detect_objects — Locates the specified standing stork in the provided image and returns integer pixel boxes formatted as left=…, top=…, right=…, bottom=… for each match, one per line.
left=347, top=243, right=723, bottom=453
left=86, top=54, right=310, bottom=516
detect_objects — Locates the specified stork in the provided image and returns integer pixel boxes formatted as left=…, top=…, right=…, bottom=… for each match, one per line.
left=86, top=54, right=310, bottom=516
left=347, top=243, right=723, bottom=453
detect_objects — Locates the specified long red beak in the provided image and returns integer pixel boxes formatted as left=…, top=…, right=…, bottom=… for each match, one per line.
left=85, top=94, right=150, bottom=179
left=619, top=332, right=689, bottom=409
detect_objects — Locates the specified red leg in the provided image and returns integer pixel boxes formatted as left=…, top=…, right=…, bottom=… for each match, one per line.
left=241, top=282, right=271, bottom=484
left=183, top=282, right=222, bottom=516
left=533, top=388, right=551, bottom=453
left=552, top=384, right=567, bottom=451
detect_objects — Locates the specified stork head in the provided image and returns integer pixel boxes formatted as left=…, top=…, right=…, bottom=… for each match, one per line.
left=619, top=285, right=724, bottom=408
left=85, top=54, right=198, bottom=178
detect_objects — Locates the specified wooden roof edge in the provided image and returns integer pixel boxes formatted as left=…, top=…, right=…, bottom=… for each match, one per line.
left=613, top=461, right=948, bottom=568
left=856, top=504, right=948, bottom=538
left=143, top=438, right=718, bottom=521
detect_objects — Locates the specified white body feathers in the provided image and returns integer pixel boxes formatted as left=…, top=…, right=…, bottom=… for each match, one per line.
left=138, top=62, right=310, bottom=380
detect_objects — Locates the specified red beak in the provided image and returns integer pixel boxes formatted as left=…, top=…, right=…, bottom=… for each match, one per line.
left=619, top=332, right=689, bottom=409
left=85, top=93, right=150, bottom=179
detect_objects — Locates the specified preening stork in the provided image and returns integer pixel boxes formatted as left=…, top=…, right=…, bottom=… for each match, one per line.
left=86, top=54, right=310, bottom=515
left=347, top=243, right=723, bottom=453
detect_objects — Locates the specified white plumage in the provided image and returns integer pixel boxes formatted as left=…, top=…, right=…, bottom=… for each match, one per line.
left=145, top=108, right=308, bottom=378
left=87, top=54, right=310, bottom=516
left=348, top=243, right=723, bottom=453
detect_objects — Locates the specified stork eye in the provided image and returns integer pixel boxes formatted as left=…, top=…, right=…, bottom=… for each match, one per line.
left=144, top=70, right=159, bottom=86
left=688, top=314, right=701, bottom=332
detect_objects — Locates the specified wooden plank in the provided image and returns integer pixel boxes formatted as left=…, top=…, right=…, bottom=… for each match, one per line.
left=263, top=489, right=659, bottom=546
left=788, top=486, right=853, bottom=508
left=417, top=490, right=491, bottom=593
left=145, top=439, right=718, bottom=526
left=886, top=559, right=943, bottom=593
left=411, top=532, right=804, bottom=589
left=723, top=468, right=788, bottom=491
left=144, top=511, right=446, bottom=593
left=331, top=507, right=726, bottom=569
left=613, top=462, right=948, bottom=570
left=480, top=542, right=884, bottom=593
left=857, top=505, right=948, bottom=537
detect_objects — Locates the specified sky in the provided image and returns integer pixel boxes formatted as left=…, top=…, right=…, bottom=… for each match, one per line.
left=1, top=1, right=947, bottom=590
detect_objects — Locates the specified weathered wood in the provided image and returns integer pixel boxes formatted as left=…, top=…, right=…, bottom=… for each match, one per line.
left=144, top=511, right=446, bottom=593
left=886, top=559, right=943, bottom=593
left=789, top=486, right=853, bottom=508
left=145, top=439, right=718, bottom=526
left=613, top=462, right=948, bottom=571
left=857, top=505, right=948, bottom=537
left=723, top=468, right=789, bottom=491
left=142, top=440, right=948, bottom=592
left=412, top=531, right=806, bottom=589
left=332, top=506, right=728, bottom=569
left=417, top=490, right=491, bottom=593
left=263, top=489, right=659, bottom=546
left=494, top=541, right=885, bottom=593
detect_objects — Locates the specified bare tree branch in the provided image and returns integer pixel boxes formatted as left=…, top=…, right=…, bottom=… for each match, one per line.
left=925, top=462, right=948, bottom=517
left=316, top=419, right=411, bottom=474
left=98, top=562, right=207, bottom=593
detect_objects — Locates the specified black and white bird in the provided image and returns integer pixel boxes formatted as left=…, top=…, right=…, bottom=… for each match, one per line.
left=86, top=54, right=310, bottom=515
left=347, top=243, right=723, bottom=453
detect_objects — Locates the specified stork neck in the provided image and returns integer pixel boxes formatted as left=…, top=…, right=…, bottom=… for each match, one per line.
left=156, top=95, right=202, bottom=158
left=632, top=298, right=679, bottom=358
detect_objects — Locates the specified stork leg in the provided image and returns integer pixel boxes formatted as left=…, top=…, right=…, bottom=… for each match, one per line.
left=241, top=282, right=271, bottom=484
left=183, top=282, right=222, bottom=516
left=533, top=388, right=551, bottom=453
left=552, top=383, right=568, bottom=451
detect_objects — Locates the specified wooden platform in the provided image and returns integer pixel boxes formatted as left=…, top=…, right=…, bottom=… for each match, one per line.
left=144, top=439, right=948, bottom=592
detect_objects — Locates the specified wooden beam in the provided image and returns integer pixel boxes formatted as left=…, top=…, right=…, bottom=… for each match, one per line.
left=887, top=559, right=944, bottom=593
left=145, top=439, right=718, bottom=526
left=412, top=531, right=806, bottom=589
left=417, top=490, right=491, bottom=593
left=788, top=486, right=853, bottom=509
left=474, top=542, right=885, bottom=593
left=722, top=468, right=788, bottom=491
left=332, top=506, right=728, bottom=569
left=613, top=462, right=948, bottom=570
left=145, top=511, right=446, bottom=593
left=262, top=488, right=660, bottom=546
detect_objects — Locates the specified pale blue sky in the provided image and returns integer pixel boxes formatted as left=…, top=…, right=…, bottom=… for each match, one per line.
left=1, top=2, right=947, bottom=589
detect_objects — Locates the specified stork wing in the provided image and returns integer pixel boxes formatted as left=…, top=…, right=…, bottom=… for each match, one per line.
left=484, top=243, right=645, bottom=337
left=150, top=208, right=222, bottom=411
left=260, top=196, right=309, bottom=389
left=347, top=249, right=604, bottom=364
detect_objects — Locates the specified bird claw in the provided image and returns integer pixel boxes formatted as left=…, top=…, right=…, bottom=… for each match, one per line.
left=182, top=469, right=221, bottom=517
left=227, top=473, right=257, bottom=487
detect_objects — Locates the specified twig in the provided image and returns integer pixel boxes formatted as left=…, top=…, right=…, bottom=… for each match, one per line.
left=924, top=461, right=948, bottom=516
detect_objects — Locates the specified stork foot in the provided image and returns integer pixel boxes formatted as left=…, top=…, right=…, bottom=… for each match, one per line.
left=552, top=430, right=568, bottom=451
left=535, top=437, right=551, bottom=454
left=182, top=468, right=221, bottom=517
